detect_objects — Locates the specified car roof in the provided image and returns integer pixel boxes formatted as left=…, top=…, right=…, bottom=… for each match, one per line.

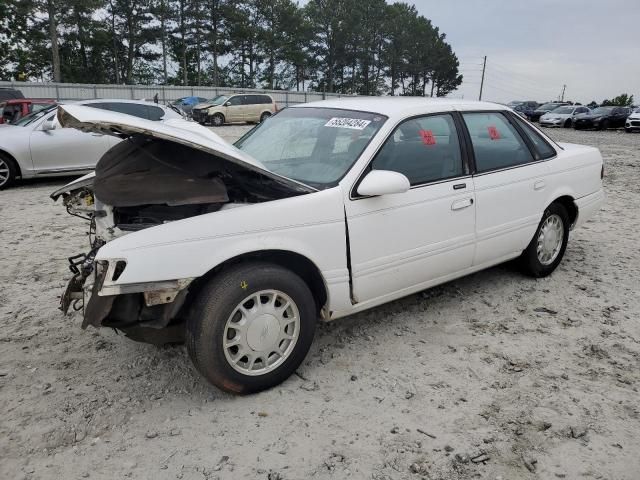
left=293, top=97, right=507, bottom=119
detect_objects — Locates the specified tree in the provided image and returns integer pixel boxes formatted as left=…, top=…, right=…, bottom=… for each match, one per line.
left=602, top=94, right=634, bottom=107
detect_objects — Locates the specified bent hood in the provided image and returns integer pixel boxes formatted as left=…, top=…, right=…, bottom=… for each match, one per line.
left=51, top=104, right=315, bottom=200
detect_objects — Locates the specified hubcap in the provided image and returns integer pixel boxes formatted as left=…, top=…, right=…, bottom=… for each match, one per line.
left=223, top=290, right=300, bottom=376
left=0, top=158, right=9, bottom=186
left=537, top=214, right=564, bottom=265
left=214, top=116, right=222, bottom=126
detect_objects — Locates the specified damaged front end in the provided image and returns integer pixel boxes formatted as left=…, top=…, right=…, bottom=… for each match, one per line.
left=53, top=105, right=314, bottom=345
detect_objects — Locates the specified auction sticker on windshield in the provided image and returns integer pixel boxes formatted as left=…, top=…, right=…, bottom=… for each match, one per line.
left=324, top=117, right=372, bottom=130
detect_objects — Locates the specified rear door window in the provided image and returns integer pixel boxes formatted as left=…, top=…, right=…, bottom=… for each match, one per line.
left=462, top=112, right=534, bottom=173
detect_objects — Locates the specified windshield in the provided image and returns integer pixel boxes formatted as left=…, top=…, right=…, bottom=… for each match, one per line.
left=13, top=105, right=57, bottom=126
left=552, top=107, right=574, bottom=114
left=208, top=95, right=228, bottom=105
left=235, top=107, right=387, bottom=188
left=591, top=107, right=614, bottom=115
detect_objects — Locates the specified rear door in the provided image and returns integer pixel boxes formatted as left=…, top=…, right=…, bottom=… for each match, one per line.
left=461, top=111, right=555, bottom=267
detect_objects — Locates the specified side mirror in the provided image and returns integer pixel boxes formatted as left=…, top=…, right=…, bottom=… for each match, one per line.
left=224, top=102, right=232, bottom=107
left=357, top=170, right=410, bottom=197
left=42, top=120, right=56, bottom=131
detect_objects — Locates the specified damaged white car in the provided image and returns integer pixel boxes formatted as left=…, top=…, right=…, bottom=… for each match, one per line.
left=52, top=99, right=605, bottom=394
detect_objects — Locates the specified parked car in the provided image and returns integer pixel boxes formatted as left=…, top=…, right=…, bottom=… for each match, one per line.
left=0, top=87, right=24, bottom=101
left=507, top=100, right=539, bottom=110
left=512, top=103, right=536, bottom=120
left=0, top=98, right=56, bottom=124
left=171, top=96, right=208, bottom=117
left=51, top=98, right=604, bottom=394
left=192, top=93, right=277, bottom=126
left=529, top=102, right=570, bottom=122
left=625, top=107, right=640, bottom=133
left=573, top=106, right=632, bottom=130
left=0, top=99, right=183, bottom=189
left=539, top=105, right=591, bottom=128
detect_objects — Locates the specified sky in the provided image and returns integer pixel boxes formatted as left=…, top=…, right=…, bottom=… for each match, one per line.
left=408, top=0, right=640, bottom=104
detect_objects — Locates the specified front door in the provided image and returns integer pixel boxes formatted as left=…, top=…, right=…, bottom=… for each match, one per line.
left=29, top=111, right=111, bottom=173
left=224, top=95, right=244, bottom=123
left=345, top=113, right=476, bottom=304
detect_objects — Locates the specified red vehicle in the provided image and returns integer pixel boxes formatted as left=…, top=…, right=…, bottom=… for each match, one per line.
left=0, top=98, right=56, bottom=124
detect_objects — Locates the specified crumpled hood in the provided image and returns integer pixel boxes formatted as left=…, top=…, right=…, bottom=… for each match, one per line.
left=51, top=105, right=315, bottom=199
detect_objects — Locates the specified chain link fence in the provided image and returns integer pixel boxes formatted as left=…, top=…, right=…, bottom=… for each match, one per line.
left=0, top=81, right=358, bottom=106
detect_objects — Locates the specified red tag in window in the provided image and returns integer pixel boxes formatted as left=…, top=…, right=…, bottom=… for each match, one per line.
left=419, top=129, right=436, bottom=145
left=488, top=126, right=501, bottom=140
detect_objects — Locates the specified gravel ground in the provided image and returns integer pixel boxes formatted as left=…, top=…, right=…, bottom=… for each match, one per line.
left=1, top=125, right=639, bottom=480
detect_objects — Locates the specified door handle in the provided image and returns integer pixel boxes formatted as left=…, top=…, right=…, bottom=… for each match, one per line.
left=451, top=198, right=474, bottom=211
left=534, top=180, right=546, bottom=191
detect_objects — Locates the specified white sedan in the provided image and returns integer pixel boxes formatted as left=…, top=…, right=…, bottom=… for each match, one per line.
left=0, top=99, right=182, bottom=189
left=539, top=105, right=591, bottom=128
left=52, top=99, right=605, bottom=394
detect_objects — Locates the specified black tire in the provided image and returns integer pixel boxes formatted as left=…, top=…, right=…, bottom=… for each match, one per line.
left=186, top=262, right=316, bottom=394
left=211, top=113, right=225, bottom=127
left=625, top=128, right=632, bottom=133
left=599, top=119, right=609, bottom=131
left=520, top=203, right=570, bottom=278
left=564, top=119, right=572, bottom=128
left=260, top=112, right=271, bottom=123
left=0, top=153, right=18, bottom=190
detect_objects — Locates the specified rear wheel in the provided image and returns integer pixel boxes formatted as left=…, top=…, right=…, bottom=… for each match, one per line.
left=211, top=113, right=225, bottom=127
left=600, top=119, right=609, bottom=130
left=260, top=112, right=271, bottom=123
left=564, top=118, right=572, bottom=128
left=186, top=262, right=316, bottom=394
left=520, top=203, right=570, bottom=278
left=0, top=153, right=18, bottom=190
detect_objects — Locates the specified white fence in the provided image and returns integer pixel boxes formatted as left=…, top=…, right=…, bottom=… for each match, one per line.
left=0, top=81, right=355, bottom=106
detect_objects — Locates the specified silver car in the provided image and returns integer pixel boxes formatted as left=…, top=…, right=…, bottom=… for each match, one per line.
left=0, top=99, right=183, bottom=189
left=539, top=105, right=591, bottom=128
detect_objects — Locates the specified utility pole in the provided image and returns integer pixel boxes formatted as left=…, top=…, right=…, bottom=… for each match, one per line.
left=479, top=56, right=487, bottom=101
left=560, top=84, right=566, bottom=102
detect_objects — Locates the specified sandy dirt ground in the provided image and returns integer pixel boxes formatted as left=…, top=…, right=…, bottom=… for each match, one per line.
left=1, top=125, right=639, bottom=480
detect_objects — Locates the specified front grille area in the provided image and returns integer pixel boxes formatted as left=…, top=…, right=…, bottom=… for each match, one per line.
left=192, top=109, right=207, bottom=123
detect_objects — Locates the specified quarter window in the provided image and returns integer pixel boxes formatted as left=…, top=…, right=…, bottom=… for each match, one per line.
left=371, top=114, right=464, bottom=186
left=511, top=115, right=556, bottom=159
left=462, top=112, right=534, bottom=173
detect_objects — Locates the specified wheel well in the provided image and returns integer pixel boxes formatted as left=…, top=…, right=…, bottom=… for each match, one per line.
left=0, top=150, right=21, bottom=177
left=552, top=195, right=578, bottom=226
left=189, top=250, right=328, bottom=315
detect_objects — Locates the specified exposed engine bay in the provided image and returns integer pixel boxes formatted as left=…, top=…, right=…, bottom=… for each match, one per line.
left=55, top=135, right=308, bottom=343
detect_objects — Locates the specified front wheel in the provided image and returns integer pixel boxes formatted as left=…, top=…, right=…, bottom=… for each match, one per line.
left=564, top=119, right=572, bottom=128
left=520, top=203, right=570, bottom=278
left=599, top=119, right=609, bottom=130
left=211, top=113, right=225, bottom=127
left=186, top=262, right=316, bottom=394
